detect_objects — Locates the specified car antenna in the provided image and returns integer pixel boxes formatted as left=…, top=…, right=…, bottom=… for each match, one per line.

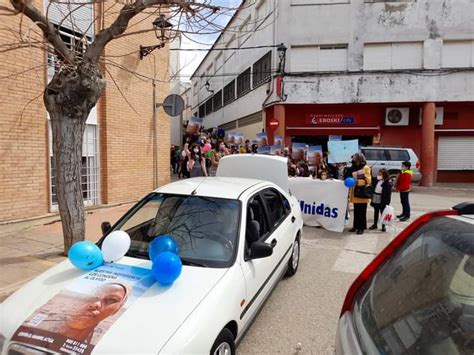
left=190, top=177, right=206, bottom=195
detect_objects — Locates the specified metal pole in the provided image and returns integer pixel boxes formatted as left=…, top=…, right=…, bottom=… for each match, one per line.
left=152, top=80, right=157, bottom=188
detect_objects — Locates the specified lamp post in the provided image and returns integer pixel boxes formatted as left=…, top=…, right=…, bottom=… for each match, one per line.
left=277, top=43, right=287, bottom=74
left=139, top=14, right=174, bottom=60
left=205, top=80, right=214, bottom=94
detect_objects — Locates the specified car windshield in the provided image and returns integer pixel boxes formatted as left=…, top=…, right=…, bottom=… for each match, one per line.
left=352, top=216, right=474, bottom=354
left=111, top=193, right=241, bottom=268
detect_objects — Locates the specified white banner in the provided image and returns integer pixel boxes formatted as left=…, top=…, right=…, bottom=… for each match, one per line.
left=289, top=178, right=349, bottom=233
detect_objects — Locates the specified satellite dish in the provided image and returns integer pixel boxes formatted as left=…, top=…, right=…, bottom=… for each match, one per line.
left=162, top=94, right=184, bottom=116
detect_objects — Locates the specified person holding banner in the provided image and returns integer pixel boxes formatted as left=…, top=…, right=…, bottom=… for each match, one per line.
left=349, top=153, right=372, bottom=235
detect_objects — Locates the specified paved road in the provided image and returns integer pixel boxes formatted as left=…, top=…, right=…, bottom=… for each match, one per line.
left=238, top=187, right=473, bottom=354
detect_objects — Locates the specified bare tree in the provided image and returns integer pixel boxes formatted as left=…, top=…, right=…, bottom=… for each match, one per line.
left=0, top=0, right=237, bottom=252
left=0, top=0, right=273, bottom=252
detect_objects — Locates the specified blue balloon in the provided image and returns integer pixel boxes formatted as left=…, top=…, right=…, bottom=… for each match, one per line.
left=149, top=236, right=179, bottom=261
left=68, top=241, right=103, bottom=270
left=344, top=177, right=356, bottom=188
left=152, top=252, right=182, bottom=285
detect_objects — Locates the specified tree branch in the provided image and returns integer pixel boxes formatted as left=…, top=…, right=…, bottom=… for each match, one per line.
left=9, top=0, right=74, bottom=64
left=85, top=0, right=219, bottom=64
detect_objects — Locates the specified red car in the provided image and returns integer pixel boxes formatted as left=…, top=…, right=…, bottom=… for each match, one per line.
left=337, top=202, right=474, bottom=354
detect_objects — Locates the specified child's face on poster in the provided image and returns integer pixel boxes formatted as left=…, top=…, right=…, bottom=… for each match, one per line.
left=66, top=284, right=127, bottom=330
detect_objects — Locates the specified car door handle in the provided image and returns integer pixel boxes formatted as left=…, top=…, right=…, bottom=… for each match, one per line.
left=380, top=163, right=386, bottom=165
left=291, top=216, right=296, bottom=223
left=270, top=239, right=277, bottom=248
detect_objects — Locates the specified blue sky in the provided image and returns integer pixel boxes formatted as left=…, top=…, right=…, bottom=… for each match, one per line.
left=179, top=0, right=241, bottom=80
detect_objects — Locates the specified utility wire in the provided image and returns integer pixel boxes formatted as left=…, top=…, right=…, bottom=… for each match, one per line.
left=170, top=44, right=279, bottom=51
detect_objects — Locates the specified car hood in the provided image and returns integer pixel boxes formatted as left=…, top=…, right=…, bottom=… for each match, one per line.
left=0, top=257, right=229, bottom=354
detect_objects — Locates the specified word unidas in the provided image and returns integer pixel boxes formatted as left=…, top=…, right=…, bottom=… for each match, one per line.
left=299, top=200, right=338, bottom=218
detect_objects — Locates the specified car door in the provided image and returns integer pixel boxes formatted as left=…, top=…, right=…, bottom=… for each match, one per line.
left=239, top=188, right=293, bottom=325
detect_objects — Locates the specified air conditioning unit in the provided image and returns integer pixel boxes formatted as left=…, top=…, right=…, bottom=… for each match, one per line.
left=418, top=107, right=444, bottom=125
left=385, top=108, right=409, bottom=126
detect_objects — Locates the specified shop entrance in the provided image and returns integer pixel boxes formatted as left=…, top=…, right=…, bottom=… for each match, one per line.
left=290, top=135, right=373, bottom=152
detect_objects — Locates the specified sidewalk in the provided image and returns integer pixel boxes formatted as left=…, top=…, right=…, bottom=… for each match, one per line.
left=0, top=203, right=134, bottom=301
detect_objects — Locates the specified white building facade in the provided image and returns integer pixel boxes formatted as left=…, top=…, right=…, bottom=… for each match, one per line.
left=189, top=0, right=474, bottom=184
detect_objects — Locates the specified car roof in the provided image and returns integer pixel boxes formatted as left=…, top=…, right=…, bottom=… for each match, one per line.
left=154, top=177, right=267, bottom=200
left=361, top=146, right=410, bottom=150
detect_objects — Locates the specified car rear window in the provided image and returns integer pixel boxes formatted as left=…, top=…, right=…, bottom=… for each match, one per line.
left=352, top=216, right=474, bottom=354
left=387, top=149, right=410, bottom=161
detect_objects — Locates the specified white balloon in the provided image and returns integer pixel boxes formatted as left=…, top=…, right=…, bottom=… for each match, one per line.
left=101, top=231, right=131, bottom=262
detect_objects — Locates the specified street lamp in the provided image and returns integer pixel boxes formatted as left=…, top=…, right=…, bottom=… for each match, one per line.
left=139, top=14, right=174, bottom=60
left=277, top=43, right=287, bottom=73
left=205, top=80, right=214, bottom=94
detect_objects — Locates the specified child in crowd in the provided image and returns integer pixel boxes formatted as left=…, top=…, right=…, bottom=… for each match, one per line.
left=396, top=161, right=413, bottom=221
left=369, top=169, right=392, bottom=232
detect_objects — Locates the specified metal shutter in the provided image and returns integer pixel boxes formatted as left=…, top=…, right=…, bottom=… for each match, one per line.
left=438, top=137, right=474, bottom=170
left=44, top=0, right=94, bottom=36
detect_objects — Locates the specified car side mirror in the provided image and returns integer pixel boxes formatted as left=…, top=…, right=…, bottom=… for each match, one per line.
left=250, top=241, right=273, bottom=259
left=101, top=221, right=112, bottom=235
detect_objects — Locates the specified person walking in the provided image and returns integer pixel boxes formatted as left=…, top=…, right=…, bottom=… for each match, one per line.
left=349, top=153, right=372, bottom=235
left=396, top=161, right=413, bottom=221
left=179, top=143, right=190, bottom=179
left=369, top=169, right=392, bottom=232
left=188, top=145, right=208, bottom=177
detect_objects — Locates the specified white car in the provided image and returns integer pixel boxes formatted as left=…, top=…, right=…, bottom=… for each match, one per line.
left=0, top=155, right=303, bottom=355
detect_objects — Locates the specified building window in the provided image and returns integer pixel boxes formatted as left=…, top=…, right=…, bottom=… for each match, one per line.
left=213, top=90, right=223, bottom=111
left=49, top=123, right=99, bottom=208
left=237, top=68, right=252, bottom=98
left=199, top=104, right=205, bottom=118
left=442, top=40, right=474, bottom=68
left=48, top=26, right=92, bottom=78
left=290, top=44, right=348, bottom=72
left=255, top=0, right=270, bottom=29
left=223, top=80, right=236, bottom=105
left=205, top=98, right=213, bottom=116
left=238, top=15, right=251, bottom=47
left=363, top=42, right=423, bottom=70
left=215, top=52, right=224, bottom=73
left=252, top=51, right=272, bottom=88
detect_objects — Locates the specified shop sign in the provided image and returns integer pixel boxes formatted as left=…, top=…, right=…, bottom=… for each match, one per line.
left=305, top=114, right=359, bottom=125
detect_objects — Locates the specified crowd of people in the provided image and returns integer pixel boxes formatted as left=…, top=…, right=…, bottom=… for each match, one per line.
left=170, top=132, right=412, bottom=236
left=170, top=130, right=259, bottom=179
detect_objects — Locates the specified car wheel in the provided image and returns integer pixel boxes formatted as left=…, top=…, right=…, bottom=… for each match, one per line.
left=210, top=328, right=235, bottom=355
left=285, top=236, right=300, bottom=277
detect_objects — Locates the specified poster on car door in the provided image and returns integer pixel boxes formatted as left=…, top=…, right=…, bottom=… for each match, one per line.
left=11, top=263, right=155, bottom=355
left=289, top=177, right=348, bottom=232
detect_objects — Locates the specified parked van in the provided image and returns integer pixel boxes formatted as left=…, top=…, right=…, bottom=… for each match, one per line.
left=360, top=146, right=422, bottom=185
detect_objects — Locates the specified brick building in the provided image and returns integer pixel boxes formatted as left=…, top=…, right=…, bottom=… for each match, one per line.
left=0, top=0, right=171, bottom=222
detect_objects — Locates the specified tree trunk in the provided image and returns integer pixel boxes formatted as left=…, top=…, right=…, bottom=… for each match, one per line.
left=45, top=62, right=106, bottom=253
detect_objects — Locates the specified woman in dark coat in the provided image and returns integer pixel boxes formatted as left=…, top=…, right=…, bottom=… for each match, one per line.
left=369, top=168, right=392, bottom=232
